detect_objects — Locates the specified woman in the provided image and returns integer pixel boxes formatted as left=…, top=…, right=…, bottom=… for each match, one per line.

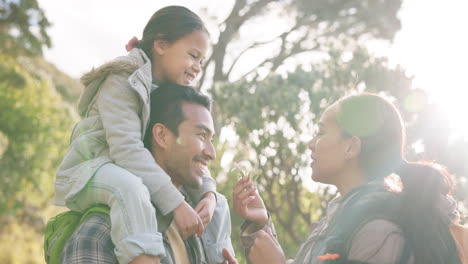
left=232, top=93, right=460, bottom=264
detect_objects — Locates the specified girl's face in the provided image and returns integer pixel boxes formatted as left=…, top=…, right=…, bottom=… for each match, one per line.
left=308, top=103, right=351, bottom=185
left=153, top=29, right=209, bottom=85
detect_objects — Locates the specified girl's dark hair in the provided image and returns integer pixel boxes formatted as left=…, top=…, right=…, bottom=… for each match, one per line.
left=135, top=5, right=209, bottom=58
left=336, top=93, right=459, bottom=264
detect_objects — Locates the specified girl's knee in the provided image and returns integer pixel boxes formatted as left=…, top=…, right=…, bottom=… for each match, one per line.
left=95, top=164, right=151, bottom=204
left=113, top=175, right=150, bottom=201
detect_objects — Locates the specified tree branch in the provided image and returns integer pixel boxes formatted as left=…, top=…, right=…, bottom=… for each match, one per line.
left=226, top=33, right=286, bottom=79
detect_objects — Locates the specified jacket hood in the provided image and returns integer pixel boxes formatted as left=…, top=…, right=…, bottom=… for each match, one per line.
left=77, top=49, right=148, bottom=117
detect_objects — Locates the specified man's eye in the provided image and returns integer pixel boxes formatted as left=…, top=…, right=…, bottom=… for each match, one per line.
left=189, top=53, right=197, bottom=59
left=198, top=132, right=207, bottom=139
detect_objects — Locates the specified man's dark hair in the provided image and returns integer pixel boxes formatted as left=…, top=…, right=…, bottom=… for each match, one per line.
left=143, top=83, right=211, bottom=150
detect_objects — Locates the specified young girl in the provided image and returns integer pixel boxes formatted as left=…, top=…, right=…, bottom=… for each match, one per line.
left=231, top=93, right=461, bottom=264
left=55, top=6, right=222, bottom=264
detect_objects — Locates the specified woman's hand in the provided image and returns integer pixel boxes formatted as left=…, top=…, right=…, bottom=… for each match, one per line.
left=249, top=229, right=286, bottom=264
left=232, top=177, right=268, bottom=227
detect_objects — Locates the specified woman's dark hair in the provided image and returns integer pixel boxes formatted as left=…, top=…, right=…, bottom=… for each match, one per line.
left=135, top=5, right=209, bottom=58
left=335, top=93, right=459, bottom=264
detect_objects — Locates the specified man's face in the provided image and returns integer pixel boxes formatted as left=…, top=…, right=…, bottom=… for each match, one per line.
left=164, top=102, right=216, bottom=188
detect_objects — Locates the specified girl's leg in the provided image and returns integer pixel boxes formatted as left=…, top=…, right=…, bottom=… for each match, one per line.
left=67, top=163, right=164, bottom=264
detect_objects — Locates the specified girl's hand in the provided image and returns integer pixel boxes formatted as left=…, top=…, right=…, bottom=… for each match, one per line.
left=249, top=229, right=286, bottom=264
left=173, top=201, right=204, bottom=239
left=232, top=177, right=268, bottom=227
left=195, top=192, right=216, bottom=226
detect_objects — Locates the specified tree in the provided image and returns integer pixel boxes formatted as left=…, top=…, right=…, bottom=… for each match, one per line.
left=199, top=0, right=401, bottom=88
left=0, top=55, right=76, bottom=216
left=0, top=0, right=51, bottom=57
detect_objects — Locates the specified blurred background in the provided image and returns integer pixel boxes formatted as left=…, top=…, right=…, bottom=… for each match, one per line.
left=1, top=0, right=467, bottom=263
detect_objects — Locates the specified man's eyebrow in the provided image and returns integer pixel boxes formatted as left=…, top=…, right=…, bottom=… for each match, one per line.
left=195, top=124, right=215, bottom=137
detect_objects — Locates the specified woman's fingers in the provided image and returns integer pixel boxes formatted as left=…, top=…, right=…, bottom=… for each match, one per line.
left=241, top=195, right=256, bottom=206
left=237, top=185, right=257, bottom=200
left=233, top=177, right=252, bottom=194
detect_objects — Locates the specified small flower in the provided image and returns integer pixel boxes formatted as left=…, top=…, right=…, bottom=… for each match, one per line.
left=317, top=253, right=340, bottom=261
left=231, top=161, right=260, bottom=183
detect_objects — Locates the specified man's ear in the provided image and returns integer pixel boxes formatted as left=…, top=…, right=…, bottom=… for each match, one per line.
left=345, top=136, right=361, bottom=160
left=152, top=39, right=169, bottom=56
left=152, top=123, right=170, bottom=149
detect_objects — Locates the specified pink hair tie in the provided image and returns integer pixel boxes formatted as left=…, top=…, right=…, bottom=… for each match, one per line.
left=125, top=36, right=139, bottom=52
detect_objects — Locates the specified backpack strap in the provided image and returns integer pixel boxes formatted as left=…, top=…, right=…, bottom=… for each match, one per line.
left=44, top=210, right=82, bottom=264
left=79, top=204, right=110, bottom=225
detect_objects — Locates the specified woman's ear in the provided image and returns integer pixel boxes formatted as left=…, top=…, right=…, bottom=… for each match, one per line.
left=345, top=136, right=361, bottom=160
left=152, top=123, right=170, bottom=149
left=153, top=39, right=169, bottom=56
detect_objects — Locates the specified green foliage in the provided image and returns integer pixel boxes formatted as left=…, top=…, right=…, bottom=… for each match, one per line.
left=0, top=0, right=51, bottom=56
left=0, top=221, right=45, bottom=264
left=201, top=0, right=403, bottom=84
left=294, top=0, right=402, bottom=39
left=19, top=56, right=83, bottom=103
left=0, top=55, right=77, bottom=216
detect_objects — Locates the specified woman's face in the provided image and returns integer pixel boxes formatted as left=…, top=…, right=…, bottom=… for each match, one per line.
left=308, top=103, right=351, bottom=185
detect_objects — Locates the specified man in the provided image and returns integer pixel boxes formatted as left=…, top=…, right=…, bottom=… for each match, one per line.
left=58, top=84, right=236, bottom=264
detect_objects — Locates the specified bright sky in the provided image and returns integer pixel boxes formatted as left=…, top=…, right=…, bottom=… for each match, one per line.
left=40, top=0, right=468, bottom=136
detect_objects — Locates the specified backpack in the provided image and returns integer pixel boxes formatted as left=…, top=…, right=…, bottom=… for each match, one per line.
left=451, top=222, right=468, bottom=264
left=44, top=205, right=110, bottom=264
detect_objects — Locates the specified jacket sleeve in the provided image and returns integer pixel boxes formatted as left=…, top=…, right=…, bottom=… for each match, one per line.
left=200, top=193, right=234, bottom=263
left=183, top=170, right=217, bottom=203
left=96, top=74, right=184, bottom=215
left=239, top=215, right=278, bottom=260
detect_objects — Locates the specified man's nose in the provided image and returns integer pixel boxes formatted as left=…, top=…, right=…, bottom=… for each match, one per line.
left=203, top=141, right=216, bottom=161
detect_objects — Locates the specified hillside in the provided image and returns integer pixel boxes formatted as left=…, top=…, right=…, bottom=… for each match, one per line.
left=17, top=56, right=83, bottom=104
